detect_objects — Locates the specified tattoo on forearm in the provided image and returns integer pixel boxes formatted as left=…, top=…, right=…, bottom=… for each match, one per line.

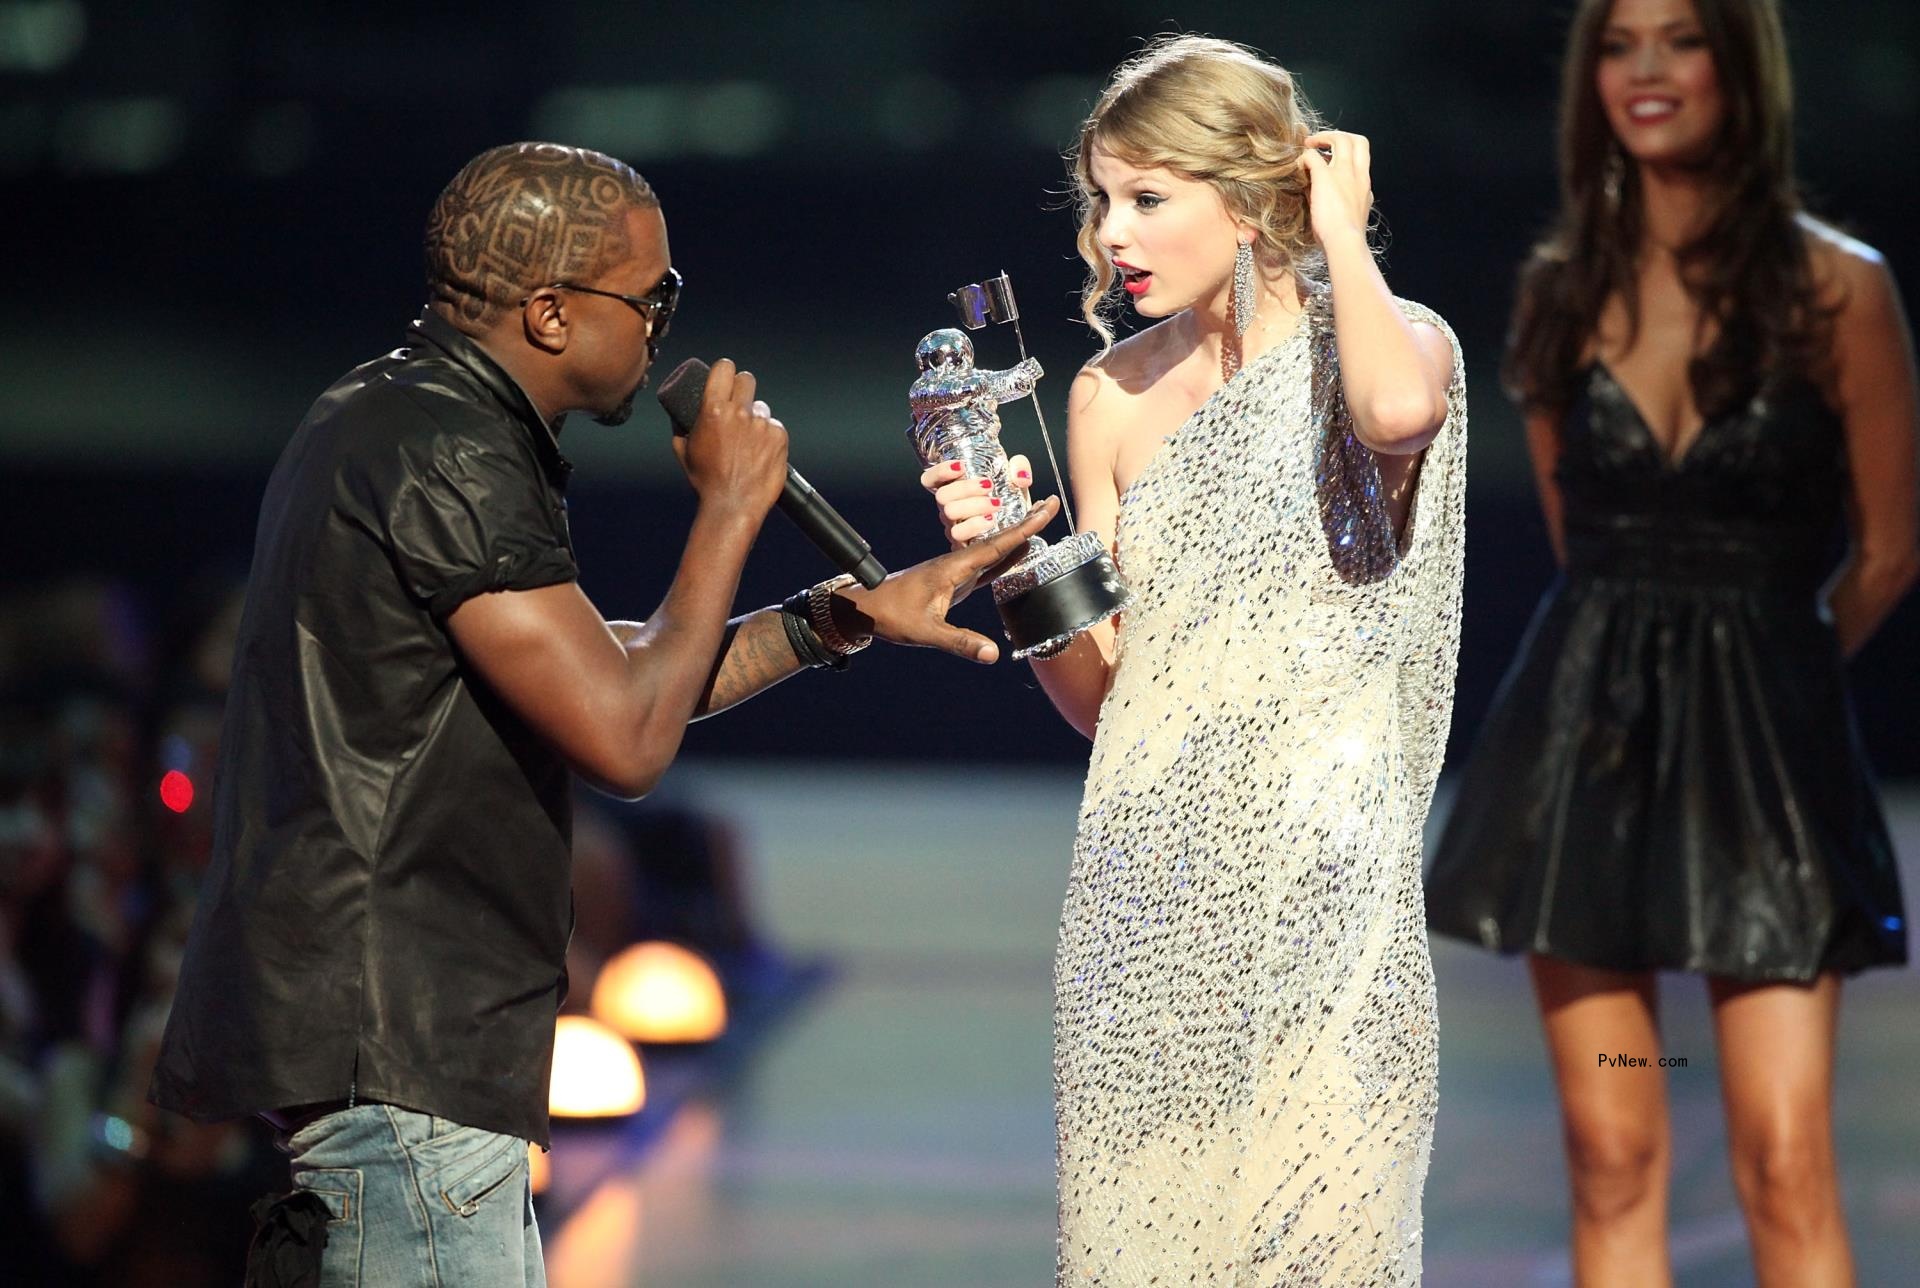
left=605, top=612, right=801, bottom=719
left=696, top=610, right=803, bottom=718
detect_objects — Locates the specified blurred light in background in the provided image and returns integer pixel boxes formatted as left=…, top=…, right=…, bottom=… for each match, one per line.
left=98, top=1112, right=134, bottom=1151
left=0, top=0, right=84, bottom=73
left=591, top=941, right=727, bottom=1044
left=689, top=81, right=783, bottom=158
left=541, top=1104, right=725, bottom=1282
left=874, top=72, right=961, bottom=150
left=531, top=81, right=784, bottom=161
left=158, top=769, right=194, bottom=814
left=528, top=1142, right=550, bottom=1195
left=548, top=1015, right=646, bottom=1118
left=1013, top=74, right=1100, bottom=150
left=55, top=95, right=183, bottom=174
left=533, top=85, right=676, bottom=158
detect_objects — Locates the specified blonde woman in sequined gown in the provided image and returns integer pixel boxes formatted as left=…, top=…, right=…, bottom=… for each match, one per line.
left=922, top=37, right=1467, bottom=1286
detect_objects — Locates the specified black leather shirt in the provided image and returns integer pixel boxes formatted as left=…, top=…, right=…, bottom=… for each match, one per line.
left=152, top=311, right=581, bottom=1146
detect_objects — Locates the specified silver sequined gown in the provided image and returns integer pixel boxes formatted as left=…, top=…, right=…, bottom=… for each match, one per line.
left=1056, top=294, right=1467, bottom=1286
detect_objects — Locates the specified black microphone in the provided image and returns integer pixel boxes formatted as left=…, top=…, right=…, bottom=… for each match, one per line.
left=656, top=358, right=888, bottom=589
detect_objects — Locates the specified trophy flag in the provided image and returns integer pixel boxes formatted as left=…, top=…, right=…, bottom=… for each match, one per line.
left=946, top=272, right=1072, bottom=534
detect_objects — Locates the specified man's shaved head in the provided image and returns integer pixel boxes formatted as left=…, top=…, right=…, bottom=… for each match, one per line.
left=425, top=142, right=660, bottom=330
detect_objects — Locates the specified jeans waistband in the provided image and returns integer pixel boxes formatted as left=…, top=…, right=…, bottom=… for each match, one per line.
left=258, top=1098, right=356, bottom=1134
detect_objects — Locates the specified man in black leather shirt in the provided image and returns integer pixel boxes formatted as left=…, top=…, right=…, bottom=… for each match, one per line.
left=149, top=141, right=1055, bottom=1286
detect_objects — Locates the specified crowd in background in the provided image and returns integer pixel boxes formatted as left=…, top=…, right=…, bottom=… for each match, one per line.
left=0, top=576, right=269, bottom=1282
left=0, top=576, right=762, bottom=1285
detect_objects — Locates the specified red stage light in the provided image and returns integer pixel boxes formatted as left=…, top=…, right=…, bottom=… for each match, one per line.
left=159, top=770, right=194, bottom=813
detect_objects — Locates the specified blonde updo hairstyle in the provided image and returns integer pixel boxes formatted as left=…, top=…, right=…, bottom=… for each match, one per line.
left=1072, top=35, right=1326, bottom=349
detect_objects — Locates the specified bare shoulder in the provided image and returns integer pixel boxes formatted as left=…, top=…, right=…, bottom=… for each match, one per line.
left=1086, top=317, right=1190, bottom=385
left=1800, top=214, right=1895, bottom=311
left=1800, top=212, right=1885, bottom=272
left=1070, top=318, right=1185, bottom=419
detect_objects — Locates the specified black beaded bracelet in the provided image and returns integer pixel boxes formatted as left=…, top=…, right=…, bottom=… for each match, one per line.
left=780, top=592, right=847, bottom=672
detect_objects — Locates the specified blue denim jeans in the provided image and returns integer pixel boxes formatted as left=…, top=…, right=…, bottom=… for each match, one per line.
left=282, top=1103, right=544, bottom=1287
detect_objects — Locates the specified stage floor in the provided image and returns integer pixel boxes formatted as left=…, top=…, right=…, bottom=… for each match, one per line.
left=543, top=764, right=1920, bottom=1287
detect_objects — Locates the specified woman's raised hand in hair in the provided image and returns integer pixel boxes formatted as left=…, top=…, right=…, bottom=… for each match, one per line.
left=1301, top=130, right=1374, bottom=247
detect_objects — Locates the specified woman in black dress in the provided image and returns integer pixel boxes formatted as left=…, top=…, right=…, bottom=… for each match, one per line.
left=1426, top=0, right=1917, bottom=1282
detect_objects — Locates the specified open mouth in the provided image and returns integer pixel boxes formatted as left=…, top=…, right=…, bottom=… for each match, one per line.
left=1116, top=264, right=1152, bottom=296
left=1625, top=96, right=1681, bottom=123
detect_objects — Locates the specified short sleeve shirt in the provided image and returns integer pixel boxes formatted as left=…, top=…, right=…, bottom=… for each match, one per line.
left=152, top=311, right=582, bottom=1146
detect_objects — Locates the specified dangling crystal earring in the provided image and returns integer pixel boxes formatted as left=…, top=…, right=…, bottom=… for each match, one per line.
left=1602, top=143, right=1624, bottom=212
left=1224, top=238, right=1256, bottom=381
left=1232, top=239, right=1257, bottom=337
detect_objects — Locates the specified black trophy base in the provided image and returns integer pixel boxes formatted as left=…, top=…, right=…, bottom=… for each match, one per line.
left=996, top=544, right=1131, bottom=660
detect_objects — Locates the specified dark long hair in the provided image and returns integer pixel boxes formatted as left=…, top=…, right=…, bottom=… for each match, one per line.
left=1504, top=0, right=1835, bottom=417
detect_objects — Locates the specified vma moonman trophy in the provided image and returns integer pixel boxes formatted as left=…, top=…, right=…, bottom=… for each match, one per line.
left=908, top=272, right=1131, bottom=660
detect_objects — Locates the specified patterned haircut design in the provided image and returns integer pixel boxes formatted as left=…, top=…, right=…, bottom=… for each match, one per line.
left=425, top=142, right=659, bottom=328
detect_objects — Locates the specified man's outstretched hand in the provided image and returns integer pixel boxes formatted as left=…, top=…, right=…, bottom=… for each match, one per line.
left=837, top=496, right=1062, bottom=663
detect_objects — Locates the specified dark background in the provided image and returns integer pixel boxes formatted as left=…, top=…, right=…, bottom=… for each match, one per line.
left=4, top=0, right=1916, bottom=771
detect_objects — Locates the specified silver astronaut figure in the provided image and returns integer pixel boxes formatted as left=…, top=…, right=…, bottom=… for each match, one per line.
left=908, top=329, right=1042, bottom=536
left=908, top=327, right=1131, bottom=660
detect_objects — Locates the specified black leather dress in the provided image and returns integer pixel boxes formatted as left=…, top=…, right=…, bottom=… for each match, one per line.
left=1425, top=363, right=1908, bottom=981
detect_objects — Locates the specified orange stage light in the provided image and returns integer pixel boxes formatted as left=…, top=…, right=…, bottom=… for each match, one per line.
left=547, top=1015, right=646, bottom=1118
left=590, top=941, right=728, bottom=1044
left=528, top=1142, right=551, bottom=1195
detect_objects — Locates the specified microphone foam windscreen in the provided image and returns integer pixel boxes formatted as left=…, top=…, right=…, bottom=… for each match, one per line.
left=655, top=358, right=710, bottom=434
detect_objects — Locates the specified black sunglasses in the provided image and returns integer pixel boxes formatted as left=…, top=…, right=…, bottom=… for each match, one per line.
left=535, top=266, right=683, bottom=353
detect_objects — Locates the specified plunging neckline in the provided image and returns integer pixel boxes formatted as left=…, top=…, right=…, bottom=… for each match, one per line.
left=1591, top=361, right=1717, bottom=471
left=1118, top=318, right=1309, bottom=510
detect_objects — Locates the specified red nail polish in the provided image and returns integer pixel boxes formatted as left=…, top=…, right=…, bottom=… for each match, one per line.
left=990, top=498, right=1002, bottom=507
left=948, top=461, right=963, bottom=471
left=979, top=479, right=992, bottom=488
left=1017, top=470, right=1031, bottom=480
